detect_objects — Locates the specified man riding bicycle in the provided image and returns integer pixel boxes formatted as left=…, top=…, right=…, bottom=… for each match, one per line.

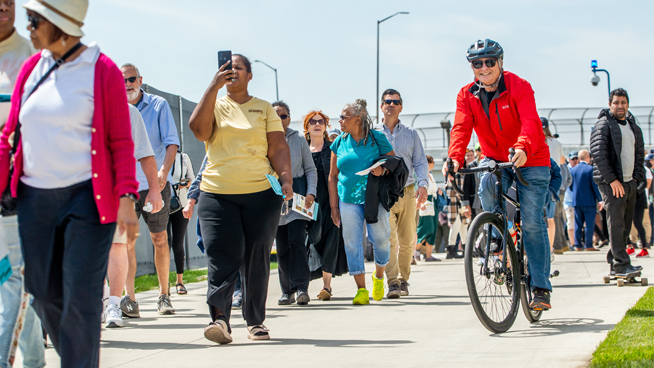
left=443, top=39, right=553, bottom=310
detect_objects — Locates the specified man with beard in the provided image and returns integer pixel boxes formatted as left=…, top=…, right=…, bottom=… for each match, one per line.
left=120, top=63, right=180, bottom=316
left=590, top=88, right=645, bottom=277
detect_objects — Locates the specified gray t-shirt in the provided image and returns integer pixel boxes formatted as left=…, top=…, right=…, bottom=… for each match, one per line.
left=129, top=104, right=154, bottom=161
left=618, top=120, right=635, bottom=182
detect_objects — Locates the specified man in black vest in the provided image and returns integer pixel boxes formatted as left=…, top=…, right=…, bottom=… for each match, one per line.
left=590, top=88, right=645, bottom=276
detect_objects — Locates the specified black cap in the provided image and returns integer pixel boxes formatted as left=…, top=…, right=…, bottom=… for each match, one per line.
left=540, top=117, right=548, bottom=129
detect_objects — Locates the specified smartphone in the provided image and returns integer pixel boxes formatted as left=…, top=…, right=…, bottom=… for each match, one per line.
left=218, top=50, right=232, bottom=71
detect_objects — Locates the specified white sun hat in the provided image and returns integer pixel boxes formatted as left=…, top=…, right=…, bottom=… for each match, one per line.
left=24, top=0, right=88, bottom=37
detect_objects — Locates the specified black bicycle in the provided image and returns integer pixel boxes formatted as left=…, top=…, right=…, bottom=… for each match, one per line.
left=447, top=148, right=554, bottom=333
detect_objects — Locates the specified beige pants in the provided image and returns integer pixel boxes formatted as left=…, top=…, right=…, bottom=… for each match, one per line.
left=385, top=187, right=416, bottom=285
left=630, top=207, right=651, bottom=245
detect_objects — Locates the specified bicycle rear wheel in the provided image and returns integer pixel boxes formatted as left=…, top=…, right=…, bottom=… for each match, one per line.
left=464, top=212, right=521, bottom=333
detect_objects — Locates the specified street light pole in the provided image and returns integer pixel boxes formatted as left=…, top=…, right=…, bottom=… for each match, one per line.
left=590, top=60, right=611, bottom=98
left=376, top=11, right=409, bottom=125
left=253, top=60, right=279, bottom=101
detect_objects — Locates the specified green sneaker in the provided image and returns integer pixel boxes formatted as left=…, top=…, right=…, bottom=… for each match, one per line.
left=372, top=272, right=384, bottom=301
left=352, top=288, right=370, bottom=305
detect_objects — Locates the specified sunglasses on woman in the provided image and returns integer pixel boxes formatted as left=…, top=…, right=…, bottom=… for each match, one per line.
left=28, top=14, right=43, bottom=30
left=309, top=119, right=325, bottom=125
left=471, top=59, right=497, bottom=69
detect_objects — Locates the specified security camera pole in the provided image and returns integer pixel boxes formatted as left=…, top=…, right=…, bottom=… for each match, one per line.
left=590, top=60, right=611, bottom=98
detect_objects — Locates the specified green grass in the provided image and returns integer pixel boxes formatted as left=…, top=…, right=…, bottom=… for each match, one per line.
left=133, top=262, right=278, bottom=293
left=590, top=286, right=654, bottom=368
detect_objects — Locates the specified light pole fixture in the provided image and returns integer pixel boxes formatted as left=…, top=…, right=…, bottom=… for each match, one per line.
left=376, top=11, right=409, bottom=125
left=253, top=59, right=279, bottom=101
left=440, top=119, right=452, bottom=147
left=590, top=60, right=611, bottom=99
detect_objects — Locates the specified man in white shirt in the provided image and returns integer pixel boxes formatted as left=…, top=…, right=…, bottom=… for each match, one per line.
left=103, top=105, right=163, bottom=327
left=0, top=1, right=43, bottom=365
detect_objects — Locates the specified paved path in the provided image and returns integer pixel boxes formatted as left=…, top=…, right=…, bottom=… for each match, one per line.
left=19, top=249, right=652, bottom=367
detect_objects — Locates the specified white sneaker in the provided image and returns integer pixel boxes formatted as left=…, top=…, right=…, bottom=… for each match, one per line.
left=105, top=304, right=124, bottom=328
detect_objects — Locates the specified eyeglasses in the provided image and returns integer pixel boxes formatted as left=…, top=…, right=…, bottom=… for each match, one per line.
left=471, top=59, right=498, bottom=69
left=309, top=119, right=325, bottom=126
left=27, top=14, right=43, bottom=30
left=339, top=115, right=354, bottom=121
left=124, top=76, right=139, bottom=84
left=278, top=114, right=289, bottom=120
left=383, top=99, right=402, bottom=106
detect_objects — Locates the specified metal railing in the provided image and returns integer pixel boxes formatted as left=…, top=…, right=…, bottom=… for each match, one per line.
left=290, top=106, right=654, bottom=149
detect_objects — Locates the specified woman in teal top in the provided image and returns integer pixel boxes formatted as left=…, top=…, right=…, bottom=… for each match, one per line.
left=328, top=99, right=395, bottom=305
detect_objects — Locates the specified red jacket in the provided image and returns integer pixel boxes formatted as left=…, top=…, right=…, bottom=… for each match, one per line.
left=0, top=52, right=138, bottom=224
left=448, top=71, right=550, bottom=168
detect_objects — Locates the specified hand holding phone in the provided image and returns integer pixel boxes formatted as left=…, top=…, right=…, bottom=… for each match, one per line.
left=211, top=50, right=235, bottom=90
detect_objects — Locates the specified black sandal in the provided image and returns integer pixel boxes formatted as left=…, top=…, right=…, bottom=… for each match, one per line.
left=176, top=283, right=187, bottom=295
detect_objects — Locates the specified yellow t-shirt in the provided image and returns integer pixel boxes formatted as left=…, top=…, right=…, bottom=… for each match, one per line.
left=200, top=96, right=284, bottom=194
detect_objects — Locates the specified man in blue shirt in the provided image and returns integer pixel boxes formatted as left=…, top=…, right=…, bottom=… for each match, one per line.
left=374, top=89, right=429, bottom=298
left=121, top=64, right=180, bottom=316
left=569, top=150, right=603, bottom=251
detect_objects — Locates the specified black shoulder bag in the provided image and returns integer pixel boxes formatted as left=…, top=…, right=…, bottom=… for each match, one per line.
left=168, top=151, right=184, bottom=214
left=1, top=43, right=84, bottom=216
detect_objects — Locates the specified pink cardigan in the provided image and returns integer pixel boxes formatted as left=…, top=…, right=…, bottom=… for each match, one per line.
left=0, top=51, right=138, bottom=224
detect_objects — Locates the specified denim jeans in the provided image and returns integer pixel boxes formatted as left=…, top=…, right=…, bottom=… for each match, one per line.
left=339, top=201, right=391, bottom=275
left=478, top=159, right=552, bottom=291
left=0, top=216, right=45, bottom=368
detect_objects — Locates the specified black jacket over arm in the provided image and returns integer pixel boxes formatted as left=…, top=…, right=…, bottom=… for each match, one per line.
left=590, top=109, right=645, bottom=185
left=364, top=155, right=409, bottom=223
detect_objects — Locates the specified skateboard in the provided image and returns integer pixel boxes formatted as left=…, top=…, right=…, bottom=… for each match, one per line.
left=603, top=273, right=648, bottom=287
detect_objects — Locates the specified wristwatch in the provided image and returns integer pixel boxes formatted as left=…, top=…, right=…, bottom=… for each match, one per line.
left=120, top=193, right=138, bottom=203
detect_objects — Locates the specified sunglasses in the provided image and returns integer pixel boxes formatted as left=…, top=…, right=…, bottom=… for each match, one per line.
left=124, top=76, right=139, bottom=84
left=339, top=115, right=354, bottom=121
left=27, top=14, right=43, bottom=30
left=309, top=119, right=325, bottom=126
left=570, top=157, right=579, bottom=160
left=383, top=99, right=402, bottom=106
left=278, top=114, right=289, bottom=120
left=471, top=59, right=498, bottom=69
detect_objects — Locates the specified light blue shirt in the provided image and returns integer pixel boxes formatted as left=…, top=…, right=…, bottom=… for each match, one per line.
left=134, top=89, right=180, bottom=191
left=374, top=121, right=429, bottom=189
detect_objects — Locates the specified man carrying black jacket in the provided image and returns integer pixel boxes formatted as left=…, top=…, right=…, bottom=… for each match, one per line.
left=590, top=88, right=645, bottom=277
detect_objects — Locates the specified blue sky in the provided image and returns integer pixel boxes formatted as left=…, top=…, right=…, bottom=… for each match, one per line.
left=13, top=0, right=654, bottom=120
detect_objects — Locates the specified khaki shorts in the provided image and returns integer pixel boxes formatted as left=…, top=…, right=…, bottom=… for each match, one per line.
left=112, top=226, right=127, bottom=244
left=565, top=206, right=575, bottom=230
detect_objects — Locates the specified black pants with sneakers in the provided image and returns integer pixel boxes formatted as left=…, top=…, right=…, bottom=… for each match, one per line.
left=198, top=188, right=282, bottom=332
left=17, top=180, right=115, bottom=368
left=276, top=219, right=309, bottom=295
left=599, top=180, right=637, bottom=273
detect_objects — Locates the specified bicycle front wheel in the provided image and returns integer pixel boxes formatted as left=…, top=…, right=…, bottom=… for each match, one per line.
left=464, top=212, right=521, bottom=333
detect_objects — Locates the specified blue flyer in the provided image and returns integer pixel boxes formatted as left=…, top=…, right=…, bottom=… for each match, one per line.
left=266, top=174, right=283, bottom=196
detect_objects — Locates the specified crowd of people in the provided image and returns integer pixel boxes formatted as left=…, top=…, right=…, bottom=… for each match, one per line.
left=0, top=0, right=648, bottom=366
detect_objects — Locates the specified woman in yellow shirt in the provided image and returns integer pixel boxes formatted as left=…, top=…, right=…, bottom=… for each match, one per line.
left=189, top=54, right=292, bottom=344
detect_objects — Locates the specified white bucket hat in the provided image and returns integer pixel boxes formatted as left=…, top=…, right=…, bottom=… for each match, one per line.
left=24, top=0, right=88, bottom=37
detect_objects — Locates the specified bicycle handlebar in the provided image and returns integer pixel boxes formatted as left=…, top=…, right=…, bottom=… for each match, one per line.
left=446, top=148, right=530, bottom=196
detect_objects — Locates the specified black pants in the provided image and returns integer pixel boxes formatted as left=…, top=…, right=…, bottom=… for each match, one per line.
left=599, top=180, right=637, bottom=272
left=198, top=189, right=281, bottom=331
left=633, top=204, right=649, bottom=248
left=276, top=219, right=309, bottom=294
left=167, top=209, right=188, bottom=274
left=17, top=180, right=115, bottom=368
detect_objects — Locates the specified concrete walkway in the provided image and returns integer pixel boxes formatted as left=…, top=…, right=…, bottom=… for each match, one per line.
left=20, top=249, right=652, bottom=368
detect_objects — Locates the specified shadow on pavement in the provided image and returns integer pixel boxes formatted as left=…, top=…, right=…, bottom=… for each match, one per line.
left=253, top=338, right=414, bottom=348
left=492, top=318, right=612, bottom=338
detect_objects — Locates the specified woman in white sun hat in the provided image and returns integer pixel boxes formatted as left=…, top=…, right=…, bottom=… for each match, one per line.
left=0, top=0, right=140, bottom=366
